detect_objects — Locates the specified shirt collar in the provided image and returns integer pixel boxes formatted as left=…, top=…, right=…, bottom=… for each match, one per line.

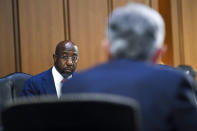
left=52, top=66, right=64, bottom=83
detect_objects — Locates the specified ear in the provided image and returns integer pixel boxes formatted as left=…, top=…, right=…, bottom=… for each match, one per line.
left=102, top=39, right=112, bottom=60
left=53, top=54, right=57, bottom=63
left=151, top=45, right=167, bottom=64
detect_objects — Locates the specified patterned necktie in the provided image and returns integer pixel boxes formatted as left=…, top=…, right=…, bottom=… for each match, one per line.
left=61, top=78, right=67, bottom=83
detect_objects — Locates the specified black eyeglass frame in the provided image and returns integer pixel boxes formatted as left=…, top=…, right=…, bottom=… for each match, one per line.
left=55, top=55, right=78, bottom=62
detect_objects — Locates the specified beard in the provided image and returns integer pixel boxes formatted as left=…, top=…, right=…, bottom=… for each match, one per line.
left=61, top=73, right=71, bottom=78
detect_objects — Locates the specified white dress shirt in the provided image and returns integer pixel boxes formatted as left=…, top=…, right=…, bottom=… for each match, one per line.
left=52, top=66, right=72, bottom=98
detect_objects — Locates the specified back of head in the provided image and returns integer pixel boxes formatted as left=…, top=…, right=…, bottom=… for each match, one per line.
left=107, top=3, right=165, bottom=61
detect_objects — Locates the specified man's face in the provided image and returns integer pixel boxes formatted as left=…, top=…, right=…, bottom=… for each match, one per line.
left=53, top=42, right=78, bottom=76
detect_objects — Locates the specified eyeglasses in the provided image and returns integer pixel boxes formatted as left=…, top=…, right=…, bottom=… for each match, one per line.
left=58, top=55, right=78, bottom=62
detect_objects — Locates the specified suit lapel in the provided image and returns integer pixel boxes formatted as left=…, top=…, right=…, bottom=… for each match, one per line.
left=42, top=68, right=57, bottom=95
left=72, top=72, right=77, bottom=77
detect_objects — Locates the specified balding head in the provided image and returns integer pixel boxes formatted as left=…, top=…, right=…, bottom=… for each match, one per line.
left=53, top=40, right=78, bottom=77
left=55, top=41, right=78, bottom=56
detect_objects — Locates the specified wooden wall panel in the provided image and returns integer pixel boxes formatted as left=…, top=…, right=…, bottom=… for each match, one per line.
left=113, top=0, right=133, bottom=9
left=158, top=0, right=173, bottom=66
left=0, top=0, right=16, bottom=77
left=68, top=0, right=108, bottom=71
left=150, top=0, right=159, bottom=11
left=171, top=0, right=197, bottom=70
left=181, top=0, right=197, bottom=69
left=171, top=0, right=183, bottom=66
left=19, top=0, right=65, bottom=75
left=0, top=0, right=184, bottom=75
left=113, top=0, right=150, bottom=9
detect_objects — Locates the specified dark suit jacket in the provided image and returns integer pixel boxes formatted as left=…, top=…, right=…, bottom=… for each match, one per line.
left=21, top=68, right=57, bottom=97
left=62, top=59, right=197, bottom=131
left=22, top=68, right=76, bottom=97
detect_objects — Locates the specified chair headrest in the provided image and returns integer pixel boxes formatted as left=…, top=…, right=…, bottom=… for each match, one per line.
left=2, top=93, right=141, bottom=131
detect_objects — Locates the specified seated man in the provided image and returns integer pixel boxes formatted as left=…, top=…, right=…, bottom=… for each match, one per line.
left=62, top=3, right=197, bottom=131
left=22, top=40, right=78, bottom=98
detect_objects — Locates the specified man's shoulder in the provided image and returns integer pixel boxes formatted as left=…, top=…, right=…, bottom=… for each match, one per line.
left=69, top=60, right=187, bottom=82
left=151, top=65, right=193, bottom=92
left=72, top=72, right=78, bottom=76
left=74, top=61, right=185, bottom=79
left=26, top=68, right=52, bottom=82
left=154, top=64, right=185, bottom=78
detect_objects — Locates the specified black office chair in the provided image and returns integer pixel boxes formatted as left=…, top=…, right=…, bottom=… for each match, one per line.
left=0, top=72, right=32, bottom=131
left=2, top=93, right=141, bottom=131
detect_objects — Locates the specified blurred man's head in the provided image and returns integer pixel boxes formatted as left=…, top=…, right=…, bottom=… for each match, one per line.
left=53, top=40, right=78, bottom=78
left=105, top=3, right=165, bottom=63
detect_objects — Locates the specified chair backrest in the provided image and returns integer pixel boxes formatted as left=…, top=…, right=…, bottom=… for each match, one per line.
left=1, top=93, right=141, bottom=131
left=0, top=72, right=32, bottom=101
left=0, top=72, right=32, bottom=131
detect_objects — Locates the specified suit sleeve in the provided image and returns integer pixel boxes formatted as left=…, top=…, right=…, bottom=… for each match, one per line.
left=171, top=76, right=197, bottom=131
left=21, top=79, right=40, bottom=97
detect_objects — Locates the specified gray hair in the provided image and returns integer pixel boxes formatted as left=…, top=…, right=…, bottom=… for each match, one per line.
left=107, top=3, right=165, bottom=61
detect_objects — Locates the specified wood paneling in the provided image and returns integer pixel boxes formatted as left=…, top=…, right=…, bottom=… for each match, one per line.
left=150, top=0, right=159, bottom=11
left=113, top=0, right=150, bottom=9
left=171, top=0, right=183, bottom=66
left=158, top=0, right=173, bottom=66
left=19, top=0, right=65, bottom=75
left=1, top=0, right=192, bottom=75
left=181, top=0, right=197, bottom=69
left=12, top=0, right=21, bottom=72
left=68, top=0, right=108, bottom=71
left=0, top=0, right=16, bottom=77
left=170, top=0, right=197, bottom=70
left=113, top=0, right=133, bottom=9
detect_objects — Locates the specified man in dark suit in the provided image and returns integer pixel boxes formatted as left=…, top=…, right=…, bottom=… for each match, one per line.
left=62, top=3, right=197, bottom=131
left=22, top=40, right=78, bottom=98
